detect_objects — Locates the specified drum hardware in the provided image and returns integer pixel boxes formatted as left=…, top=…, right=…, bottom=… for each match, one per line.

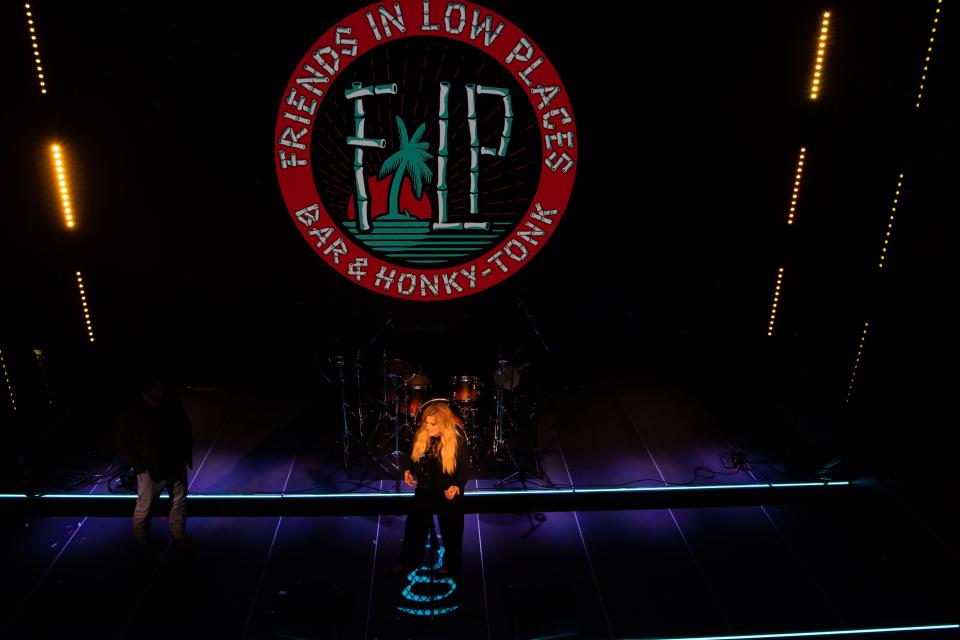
left=340, top=315, right=396, bottom=473
left=491, top=365, right=520, bottom=392
left=491, top=361, right=508, bottom=458
left=518, top=295, right=550, bottom=355
left=354, top=315, right=395, bottom=438
left=377, top=360, right=421, bottom=478
left=332, top=355, right=351, bottom=469
left=383, top=358, right=412, bottom=376
left=491, top=358, right=549, bottom=488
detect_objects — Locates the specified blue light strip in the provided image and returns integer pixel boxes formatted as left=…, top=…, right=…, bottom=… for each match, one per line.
left=626, top=623, right=958, bottom=640
left=472, top=481, right=849, bottom=496
left=0, top=481, right=849, bottom=501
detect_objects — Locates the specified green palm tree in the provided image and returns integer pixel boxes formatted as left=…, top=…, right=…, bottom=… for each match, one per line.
left=378, top=116, right=434, bottom=219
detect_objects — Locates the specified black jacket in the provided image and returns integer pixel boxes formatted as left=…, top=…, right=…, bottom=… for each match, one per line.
left=403, top=431, right=473, bottom=507
left=115, top=394, right=193, bottom=482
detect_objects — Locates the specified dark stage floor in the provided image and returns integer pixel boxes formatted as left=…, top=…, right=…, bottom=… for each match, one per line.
left=1, top=383, right=956, bottom=639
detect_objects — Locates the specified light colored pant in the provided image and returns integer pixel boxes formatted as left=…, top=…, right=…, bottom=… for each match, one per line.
left=133, top=471, right=188, bottom=545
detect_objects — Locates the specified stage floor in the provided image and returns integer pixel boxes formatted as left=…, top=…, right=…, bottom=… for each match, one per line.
left=1, top=383, right=955, bottom=639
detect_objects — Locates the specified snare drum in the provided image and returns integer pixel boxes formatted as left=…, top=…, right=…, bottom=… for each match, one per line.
left=449, top=375, right=480, bottom=404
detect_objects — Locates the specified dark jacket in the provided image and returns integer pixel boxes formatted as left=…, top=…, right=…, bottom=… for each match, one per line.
left=403, top=430, right=473, bottom=509
left=115, top=393, right=193, bottom=482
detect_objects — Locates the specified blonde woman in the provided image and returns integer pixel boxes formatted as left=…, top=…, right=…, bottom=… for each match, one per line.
left=392, top=401, right=473, bottom=577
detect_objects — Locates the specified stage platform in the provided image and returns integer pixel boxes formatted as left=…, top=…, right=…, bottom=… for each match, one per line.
left=1, top=383, right=955, bottom=639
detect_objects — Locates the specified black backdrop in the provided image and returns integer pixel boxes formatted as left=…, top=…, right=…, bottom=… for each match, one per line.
left=1, top=2, right=955, bottom=485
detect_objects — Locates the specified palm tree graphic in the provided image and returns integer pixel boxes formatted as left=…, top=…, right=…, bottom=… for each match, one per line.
left=377, top=116, right=434, bottom=220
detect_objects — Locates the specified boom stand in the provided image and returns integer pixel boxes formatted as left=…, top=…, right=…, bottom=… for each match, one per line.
left=492, top=361, right=548, bottom=488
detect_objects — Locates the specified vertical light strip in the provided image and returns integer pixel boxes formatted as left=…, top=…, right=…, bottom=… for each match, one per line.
left=845, top=322, right=869, bottom=402
left=767, top=267, right=785, bottom=337
left=878, top=173, right=904, bottom=269
left=809, top=11, right=831, bottom=100
left=787, top=147, right=807, bottom=225
left=75, top=271, right=96, bottom=343
left=24, top=4, right=47, bottom=94
left=0, top=349, right=16, bottom=411
left=51, top=145, right=76, bottom=229
left=916, top=0, right=943, bottom=109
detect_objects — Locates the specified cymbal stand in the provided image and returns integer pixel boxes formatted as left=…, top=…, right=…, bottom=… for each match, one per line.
left=493, top=360, right=549, bottom=488
left=334, top=355, right=351, bottom=469
left=491, top=361, right=508, bottom=458
left=381, top=372, right=404, bottom=479
left=355, top=314, right=395, bottom=440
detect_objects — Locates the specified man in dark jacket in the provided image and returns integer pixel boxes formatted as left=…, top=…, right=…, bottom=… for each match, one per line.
left=115, top=378, right=193, bottom=553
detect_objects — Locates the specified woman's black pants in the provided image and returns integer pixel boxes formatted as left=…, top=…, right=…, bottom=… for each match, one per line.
left=400, top=501, right=464, bottom=573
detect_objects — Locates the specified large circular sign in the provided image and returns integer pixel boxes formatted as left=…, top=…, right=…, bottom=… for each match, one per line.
left=275, top=0, right=576, bottom=300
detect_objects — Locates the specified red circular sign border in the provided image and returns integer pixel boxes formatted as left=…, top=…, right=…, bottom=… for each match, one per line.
left=275, top=0, right=577, bottom=301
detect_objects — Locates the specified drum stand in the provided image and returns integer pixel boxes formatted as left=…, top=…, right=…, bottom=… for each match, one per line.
left=331, top=356, right=352, bottom=469
left=371, top=364, right=416, bottom=485
left=491, top=361, right=549, bottom=488
left=352, top=314, right=395, bottom=445
left=380, top=375, right=405, bottom=482
left=338, top=350, right=394, bottom=476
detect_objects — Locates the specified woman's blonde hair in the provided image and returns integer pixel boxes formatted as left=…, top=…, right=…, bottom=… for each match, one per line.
left=410, top=402, right=459, bottom=475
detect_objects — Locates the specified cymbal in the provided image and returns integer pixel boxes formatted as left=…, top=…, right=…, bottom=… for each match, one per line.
left=383, top=359, right=411, bottom=375
left=493, top=365, right=520, bottom=390
left=405, top=373, right=431, bottom=387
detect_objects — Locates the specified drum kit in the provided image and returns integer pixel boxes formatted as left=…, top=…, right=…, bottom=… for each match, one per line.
left=331, top=348, right=532, bottom=478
